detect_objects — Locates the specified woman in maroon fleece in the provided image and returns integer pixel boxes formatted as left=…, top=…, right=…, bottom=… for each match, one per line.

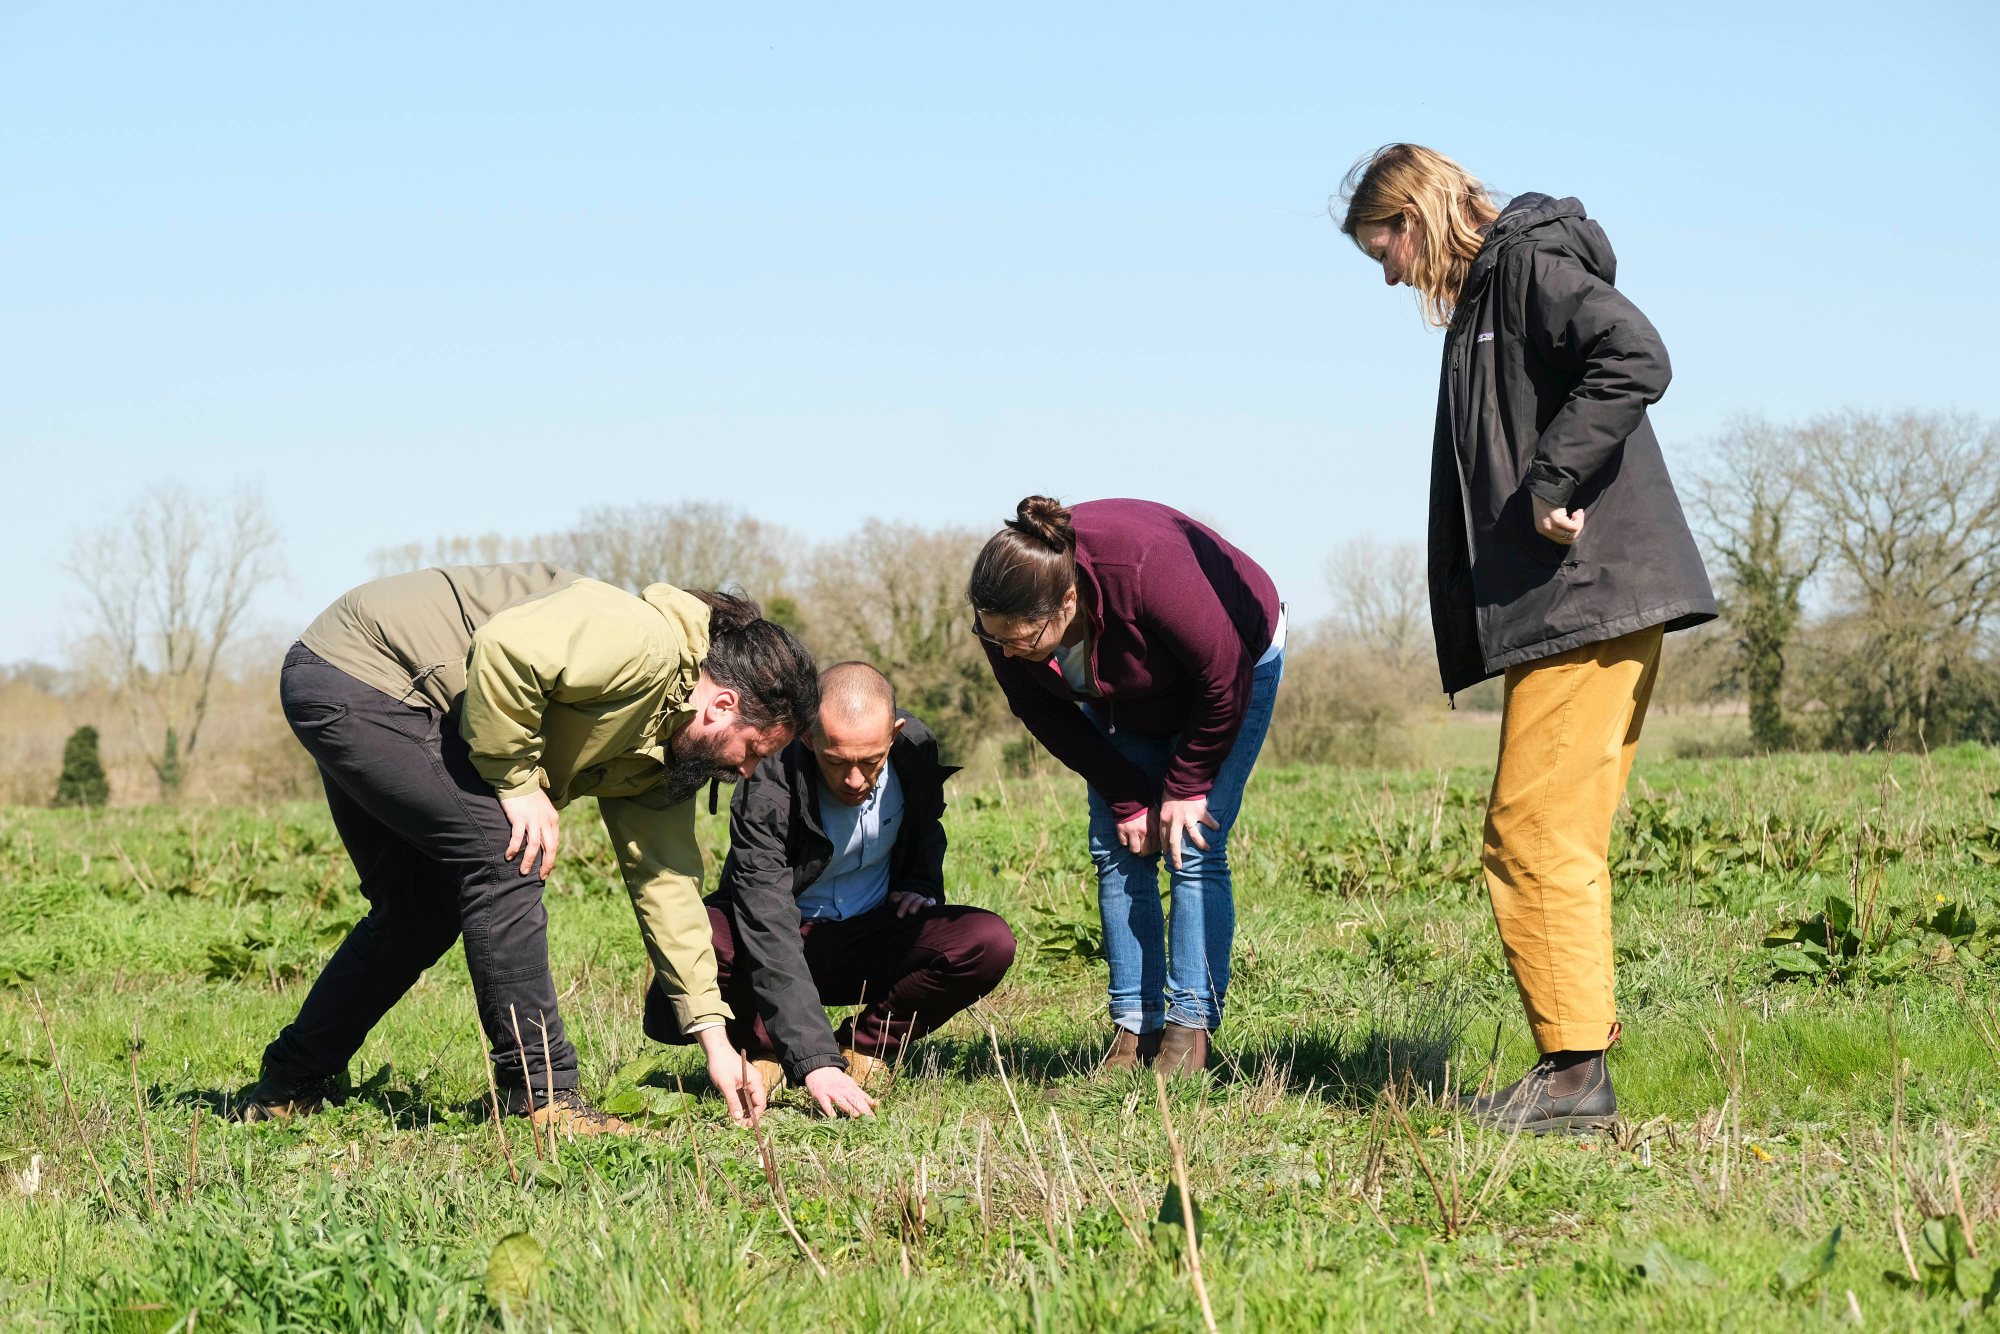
left=969, top=496, right=1284, bottom=1074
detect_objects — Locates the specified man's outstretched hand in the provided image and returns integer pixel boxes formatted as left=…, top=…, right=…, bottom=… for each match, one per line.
left=803, top=1065, right=878, bottom=1118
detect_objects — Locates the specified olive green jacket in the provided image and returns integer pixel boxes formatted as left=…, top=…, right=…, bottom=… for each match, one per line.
left=301, top=564, right=730, bottom=1031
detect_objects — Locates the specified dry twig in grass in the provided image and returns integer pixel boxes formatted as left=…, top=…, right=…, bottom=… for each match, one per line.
left=477, top=1014, right=520, bottom=1186
left=129, top=1021, right=160, bottom=1216
left=1155, top=1072, right=1218, bottom=1334
left=34, top=989, right=119, bottom=1216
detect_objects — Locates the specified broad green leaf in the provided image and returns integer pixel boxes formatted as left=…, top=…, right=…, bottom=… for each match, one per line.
left=1953, top=1256, right=1996, bottom=1303
left=483, top=1231, right=546, bottom=1315
left=598, top=1089, right=646, bottom=1117
left=1156, top=1178, right=1205, bottom=1242
left=1776, top=1224, right=1841, bottom=1294
left=1620, top=1240, right=1717, bottom=1287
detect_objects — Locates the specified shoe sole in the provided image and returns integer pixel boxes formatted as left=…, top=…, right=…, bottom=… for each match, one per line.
left=1510, top=1113, right=1620, bottom=1136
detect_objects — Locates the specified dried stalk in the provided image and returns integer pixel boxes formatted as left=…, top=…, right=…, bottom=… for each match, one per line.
left=477, top=1015, right=520, bottom=1185
left=129, top=1023, right=160, bottom=1215
left=1155, top=1073, right=1218, bottom=1334
left=34, top=990, right=119, bottom=1216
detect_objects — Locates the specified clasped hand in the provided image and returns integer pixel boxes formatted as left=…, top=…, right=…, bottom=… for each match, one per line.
left=1116, top=796, right=1220, bottom=870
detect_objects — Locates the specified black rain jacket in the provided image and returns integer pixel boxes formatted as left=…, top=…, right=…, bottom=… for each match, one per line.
left=686, top=711, right=957, bottom=1081
left=1429, top=193, right=1715, bottom=694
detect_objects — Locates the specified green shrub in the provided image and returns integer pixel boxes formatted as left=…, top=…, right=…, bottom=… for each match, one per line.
left=51, top=725, right=109, bottom=808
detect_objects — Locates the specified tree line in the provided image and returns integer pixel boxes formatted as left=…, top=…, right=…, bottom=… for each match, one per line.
left=14, top=408, right=1998, bottom=806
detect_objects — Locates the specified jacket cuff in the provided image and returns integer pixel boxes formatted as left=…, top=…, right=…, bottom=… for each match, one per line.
left=671, top=992, right=732, bottom=1033
left=1107, top=796, right=1150, bottom=824
left=485, top=767, right=548, bottom=801
left=786, top=1052, right=848, bottom=1082
left=1525, top=461, right=1577, bottom=507
left=1159, top=777, right=1215, bottom=804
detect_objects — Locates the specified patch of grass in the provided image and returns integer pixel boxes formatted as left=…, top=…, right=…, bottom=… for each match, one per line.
left=2, top=746, right=1999, bottom=1329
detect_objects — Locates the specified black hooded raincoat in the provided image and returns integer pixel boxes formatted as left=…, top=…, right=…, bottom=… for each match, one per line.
left=1429, top=193, right=1715, bottom=695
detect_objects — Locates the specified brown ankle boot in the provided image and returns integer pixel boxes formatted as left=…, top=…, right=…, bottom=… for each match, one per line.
left=1155, top=1023, right=1211, bottom=1077
left=1101, top=1028, right=1162, bottom=1073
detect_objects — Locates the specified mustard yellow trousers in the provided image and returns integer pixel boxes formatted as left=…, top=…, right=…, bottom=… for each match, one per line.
left=1482, top=625, right=1662, bottom=1054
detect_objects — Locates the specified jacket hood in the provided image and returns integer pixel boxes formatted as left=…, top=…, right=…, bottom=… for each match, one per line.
left=640, top=583, right=714, bottom=674
left=1465, top=193, right=1616, bottom=298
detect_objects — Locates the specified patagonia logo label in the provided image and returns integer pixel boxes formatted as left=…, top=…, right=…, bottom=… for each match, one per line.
left=1476, top=331, right=1495, bottom=343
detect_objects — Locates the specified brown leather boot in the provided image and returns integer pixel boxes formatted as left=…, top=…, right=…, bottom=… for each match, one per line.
left=1155, top=1023, right=1211, bottom=1077
left=1101, top=1027, right=1163, bottom=1073
left=842, top=1048, right=889, bottom=1090
left=1461, top=1050, right=1617, bottom=1135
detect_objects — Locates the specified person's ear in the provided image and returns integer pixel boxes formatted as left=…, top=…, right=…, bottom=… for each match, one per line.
left=892, top=716, right=907, bottom=737
left=706, top=686, right=740, bottom=725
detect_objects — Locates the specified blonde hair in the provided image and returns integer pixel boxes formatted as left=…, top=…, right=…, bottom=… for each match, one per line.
left=1338, top=143, right=1502, bottom=328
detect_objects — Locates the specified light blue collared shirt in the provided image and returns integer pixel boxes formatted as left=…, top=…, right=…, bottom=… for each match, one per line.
left=797, top=765, right=903, bottom=921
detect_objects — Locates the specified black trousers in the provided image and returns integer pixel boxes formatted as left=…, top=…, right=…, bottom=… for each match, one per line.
left=265, top=642, right=577, bottom=1092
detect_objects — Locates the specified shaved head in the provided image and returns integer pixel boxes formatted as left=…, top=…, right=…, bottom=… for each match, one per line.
left=817, top=661, right=897, bottom=732
left=810, top=663, right=903, bottom=806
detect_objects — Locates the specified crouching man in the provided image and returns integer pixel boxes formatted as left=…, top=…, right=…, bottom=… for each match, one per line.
left=645, top=662, right=1016, bottom=1117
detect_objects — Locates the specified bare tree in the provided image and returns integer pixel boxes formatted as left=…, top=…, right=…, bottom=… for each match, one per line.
left=802, top=520, right=1003, bottom=760
left=551, top=502, right=798, bottom=602
left=1324, top=538, right=1430, bottom=678
left=1796, top=410, right=2000, bottom=747
left=369, top=532, right=546, bottom=577
left=1692, top=417, right=1820, bottom=748
left=66, top=484, right=282, bottom=798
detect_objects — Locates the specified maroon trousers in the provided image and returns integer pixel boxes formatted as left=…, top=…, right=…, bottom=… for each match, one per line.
left=710, top=900, right=1015, bottom=1061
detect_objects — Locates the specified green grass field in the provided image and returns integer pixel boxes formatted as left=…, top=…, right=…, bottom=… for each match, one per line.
left=3, top=742, right=1999, bottom=1331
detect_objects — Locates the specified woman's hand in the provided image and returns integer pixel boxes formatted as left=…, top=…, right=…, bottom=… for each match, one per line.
left=1532, top=495, right=1586, bottom=545
left=1158, top=795, right=1221, bottom=870
left=802, top=1066, right=879, bottom=1119
left=697, top=1029, right=766, bottom=1128
left=1115, top=808, right=1158, bottom=857
left=499, top=788, right=561, bottom=878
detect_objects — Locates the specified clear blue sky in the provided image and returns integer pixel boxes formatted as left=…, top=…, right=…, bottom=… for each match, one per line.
left=4, top=1, right=1996, bottom=664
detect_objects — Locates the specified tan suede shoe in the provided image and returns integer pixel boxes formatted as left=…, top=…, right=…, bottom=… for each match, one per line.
left=841, top=1048, right=889, bottom=1090
left=503, top=1087, right=638, bottom=1137
left=750, top=1056, right=786, bottom=1097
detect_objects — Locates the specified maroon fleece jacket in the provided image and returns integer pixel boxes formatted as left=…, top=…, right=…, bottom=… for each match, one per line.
left=981, top=499, right=1280, bottom=823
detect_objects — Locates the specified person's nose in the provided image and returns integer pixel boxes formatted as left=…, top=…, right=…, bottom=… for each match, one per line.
left=736, top=758, right=759, bottom=778
left=1383, top=264, right=1399, bottom=287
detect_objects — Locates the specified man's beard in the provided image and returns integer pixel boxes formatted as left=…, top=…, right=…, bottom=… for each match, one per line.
left=661, top=726, right=740, bottom=806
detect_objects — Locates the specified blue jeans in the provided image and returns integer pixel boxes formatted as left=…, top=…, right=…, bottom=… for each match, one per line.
left=1084, top=647, right=1283, bottom=1033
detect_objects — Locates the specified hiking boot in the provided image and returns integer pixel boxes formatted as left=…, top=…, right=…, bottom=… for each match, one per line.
left=500, top=1086, right=637, bottom=1137
left=1462, top=1050, right=1617, bottom=1135
left=235, top=1062, right=345, bottom=1123
left=841, top=1048, right=889, bottom=1090
left=1100, top=1027, right=1162, bottom=1073
left=1155, top=1023, right=1212, bottom=1077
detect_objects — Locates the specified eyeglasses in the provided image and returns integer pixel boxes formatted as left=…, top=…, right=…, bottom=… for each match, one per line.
left=972, top=612, right=1053, bottom=654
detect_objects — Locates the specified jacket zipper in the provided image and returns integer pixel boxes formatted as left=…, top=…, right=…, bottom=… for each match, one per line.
left=1081, top=591, right=1115, bottom=732
left=1445, top=323, right=1480, bottom=704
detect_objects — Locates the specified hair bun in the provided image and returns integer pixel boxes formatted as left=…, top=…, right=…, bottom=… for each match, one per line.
left=1011, top=495, right=1074, bottom=552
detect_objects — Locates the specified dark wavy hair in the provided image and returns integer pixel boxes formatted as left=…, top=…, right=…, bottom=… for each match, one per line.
left=685, top=590, right=819, bottom=736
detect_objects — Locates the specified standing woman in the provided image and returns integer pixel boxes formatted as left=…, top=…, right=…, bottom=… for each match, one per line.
left=1340, top=145, right=1714, bottom=1131
left=969, top=498, right=1284, bottom=1075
